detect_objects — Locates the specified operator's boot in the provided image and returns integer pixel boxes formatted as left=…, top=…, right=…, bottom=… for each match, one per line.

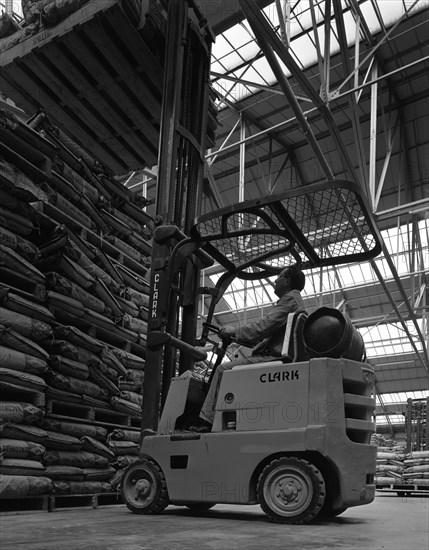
left=187, top=418, right=212, bottom=433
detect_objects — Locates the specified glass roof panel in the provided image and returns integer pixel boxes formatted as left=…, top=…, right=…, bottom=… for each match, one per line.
left=221, top=50, right=247, bottom=71
left=222, top=22, right=254, bottom=49
left=243, top=64, right=273, bottom=86
left=362, top=321, right=425, bottom=356
left=375, top=414, right=404, bottom=425
left=378, top=391, right=429, bottom=404
left=376, top=390, right=428, bottom=426
left=210, top=1, right=428, bottom=109
left=251, top=55, right=280, bottom=83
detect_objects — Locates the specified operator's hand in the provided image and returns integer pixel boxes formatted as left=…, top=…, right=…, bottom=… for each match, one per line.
left=219, top=325, right=236, bottom=340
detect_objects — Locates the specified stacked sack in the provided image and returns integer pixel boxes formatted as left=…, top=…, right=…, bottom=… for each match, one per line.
left=375, top=448, right=405, bottom=485
left=1, top=108, right=152, bottom=356
left=0, top=402, right=53, bottom=498
left=41, top=419, right=115, bottom=495
left=0, top=155, right=54, bottom=498
left=372, top=434, right=406, bottom=485
left=109, top=348, right=145, bottom=416
left=0, top=102, right=151, bottom=501
left=107, top=428, right=140, bottom=490
left=41, top=325, right=124, bottom=412
left=0, top=151, right=52, bottom=415
left=402, top=451, right=429, bottom=486
left=1, top=108, right=151, bottom=411
left=36, top=226, right=150, bottom=354
left=0, top=309, right=51, bottom=403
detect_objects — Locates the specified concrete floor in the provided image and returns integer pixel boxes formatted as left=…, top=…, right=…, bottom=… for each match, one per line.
left=0, top=494, right=427, bottom=550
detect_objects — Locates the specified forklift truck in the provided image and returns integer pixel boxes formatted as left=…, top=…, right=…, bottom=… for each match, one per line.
left=121, top=180, right=383, bottom=523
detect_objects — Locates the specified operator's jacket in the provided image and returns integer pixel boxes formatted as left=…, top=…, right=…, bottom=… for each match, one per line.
left=233, top=289, right=305, bottom=361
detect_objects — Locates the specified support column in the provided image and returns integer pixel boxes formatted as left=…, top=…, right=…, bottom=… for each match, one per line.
left=369, top=63, right=378, bottom=210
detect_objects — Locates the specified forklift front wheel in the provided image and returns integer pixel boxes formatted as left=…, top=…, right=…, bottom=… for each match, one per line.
left=121, top=459, right=169, bottom=514
left=258, top=457, right=325, bottom=524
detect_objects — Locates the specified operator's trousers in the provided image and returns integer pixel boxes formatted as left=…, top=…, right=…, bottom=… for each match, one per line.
left=200, top=354, right=278, bottom=424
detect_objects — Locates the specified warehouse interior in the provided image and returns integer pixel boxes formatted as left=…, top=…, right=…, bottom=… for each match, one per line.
left=0, top=0, right=428, bottom=545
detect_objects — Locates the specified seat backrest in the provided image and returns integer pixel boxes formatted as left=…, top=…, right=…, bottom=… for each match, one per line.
left=281, top=311, right=309, bottom=363
left=292, top=311, right=309, bottom=362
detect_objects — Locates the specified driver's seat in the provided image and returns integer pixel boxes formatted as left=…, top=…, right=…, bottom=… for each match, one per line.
left=280, top=311, right=309, bottom=363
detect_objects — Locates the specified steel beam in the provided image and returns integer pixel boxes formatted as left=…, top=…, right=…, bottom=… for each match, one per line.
left=373, top=114, right=399, bottom=211
left=333, top=0, right=368, bottom=191
left=238, top=0, right=357, bottom=182
left=238, top=0, right=334, bottom=180
left=207, top=54, right=429, bottom=161
left=368, top=62, right=378, bottom=210
left=331, top=0, right=421, bottom=98
left=321, top=0, right=332, bottom=103
left=376, top=198, right=429, bottom=220
left=239, top=113, right=246, bottom=202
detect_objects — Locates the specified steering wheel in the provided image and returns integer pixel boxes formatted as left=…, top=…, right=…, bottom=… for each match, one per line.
left=202, top=322, right=234, bottom=346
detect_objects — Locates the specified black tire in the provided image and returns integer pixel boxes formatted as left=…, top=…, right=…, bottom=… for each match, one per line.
left=186, top=503, right=216, bottom=511
left=318, top=503, right=347, bottom=518
left=121, top=459, right=169, bottom=514
left=257, top=457, right=325, bottom=524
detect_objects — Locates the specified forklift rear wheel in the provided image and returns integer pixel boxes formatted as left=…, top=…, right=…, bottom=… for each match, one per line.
left=121, top=459, right=169, bottom=514
left=185, top=503, right=216, bottom=511
left=258, top=457, right=325, bottom=524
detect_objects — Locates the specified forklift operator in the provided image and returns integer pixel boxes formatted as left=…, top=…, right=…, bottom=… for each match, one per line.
left=192, top=266, right=306, bottom=432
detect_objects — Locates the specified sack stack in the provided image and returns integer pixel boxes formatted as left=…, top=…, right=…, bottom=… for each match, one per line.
left=372, top=430, right=429, bottom=492
left=375, top=449, right=405, bottom=486
left=0, top=105, right=150, bottom=503
left=402, top=451, right=429, bottom=487
left=107, top=428, right=141, bottom=489
left=371, top=433, right=405, bottom=486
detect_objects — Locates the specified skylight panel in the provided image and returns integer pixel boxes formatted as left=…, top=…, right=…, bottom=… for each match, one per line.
left=375, top=414, right=405, bottom=425
left=222, top=23, right=253, bottom=50
left=212, top=34, right=232, bottom=60
left=262, top=2, right=280, bottom=28
left=221, top=50, right=246, bottom=71
left=362, top=321, right=424, bottom=356
left=251, top=55, right=280, bottom=84
left=243, top=64, right=271, bottom=87
left=289, top=32, right=320, bottom=69
left=210, top=0, right=427, bottom=109
left=374, top=0, right=418, bottom=30
left=378, top=390, right=429, bottom=405
left=211, top=60, right=225, bottom=74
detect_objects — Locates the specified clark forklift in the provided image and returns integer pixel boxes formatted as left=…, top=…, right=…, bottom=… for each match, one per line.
left=121, top=180, right=383, bottom=524
left=120, top=0, right=383, bottom=524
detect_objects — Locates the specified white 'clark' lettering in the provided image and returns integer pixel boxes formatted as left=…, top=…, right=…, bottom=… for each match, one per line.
left=151, top=273, right=160, bottom=318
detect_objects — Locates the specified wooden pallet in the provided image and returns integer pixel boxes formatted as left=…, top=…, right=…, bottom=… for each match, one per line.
left=48, top=492, right=123, bottom=511
left=0, top=492, right=123, bottom=514
left=44, top=298, right=146, bottom=357
left=46, top=398, right=141, bottom=427
left=46, top=412, right=141, bottom=431
left=0, top=381, right=46, bottom=407
left=0, top=495, right=50, bottom=514
left=0, top=268, right=46, bottom=302
left=376, top=483, right=429, bottom=495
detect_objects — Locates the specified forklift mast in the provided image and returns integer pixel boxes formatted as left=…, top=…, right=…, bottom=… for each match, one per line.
left=142, top=0, right=215, bottom=430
